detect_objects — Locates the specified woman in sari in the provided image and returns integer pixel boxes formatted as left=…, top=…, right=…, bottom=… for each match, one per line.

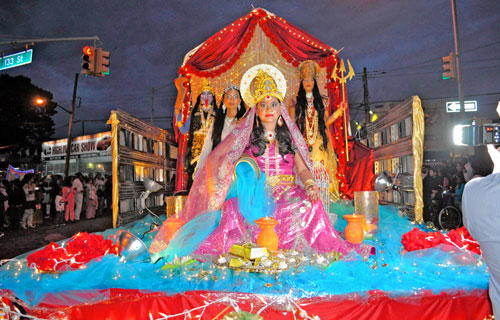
left=150, top=65, right=373, bottom=262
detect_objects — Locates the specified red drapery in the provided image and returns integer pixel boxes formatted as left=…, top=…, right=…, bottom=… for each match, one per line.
left=176, top=8, right=370, bottom=197
left=4, top=288, right=492, bottom=320
left=345, top=139, right=376, bottom=198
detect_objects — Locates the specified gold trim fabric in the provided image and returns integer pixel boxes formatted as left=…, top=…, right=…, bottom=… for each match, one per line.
left=108, top=112, right=120, bottom=228
left=411, top=96, right=425, bottom=223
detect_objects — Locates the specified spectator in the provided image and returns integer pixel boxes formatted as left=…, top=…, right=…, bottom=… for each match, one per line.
left=423, top=167, right=440, bottom=223
left=0, top=182, right=8, bottom=237
left=41, top=178, right=51, bottom=219
left=22, top=175, right=37, bottom=229
left=63, top=177, right=76, bottom=223
left=73, top=173, right=84, bottom=221
left=49, top=175, right=60, bottom=220
left=54, top=189, right=65, bottom=226
left=104, top=175, right=112, bottom=215
left=85, top=178, right=97, bottom=219
left=463, top=144, right=500, bottom=317
left=8, top=179, right=25, bottom=230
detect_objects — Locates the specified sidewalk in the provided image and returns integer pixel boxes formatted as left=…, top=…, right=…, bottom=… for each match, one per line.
left=0, top=216, right=113, bottom=260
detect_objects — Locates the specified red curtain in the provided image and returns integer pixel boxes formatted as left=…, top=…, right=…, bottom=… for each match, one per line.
left=345, top=139, right=375, bottom=199
left=13, top=288, right=492, bottom=320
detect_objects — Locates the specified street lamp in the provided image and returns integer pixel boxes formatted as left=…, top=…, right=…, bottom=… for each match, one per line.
left=33, top=97, right=74, bottom=177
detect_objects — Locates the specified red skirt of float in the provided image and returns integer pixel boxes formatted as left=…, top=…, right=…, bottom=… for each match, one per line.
left=1, top=288, right=492, bottom=320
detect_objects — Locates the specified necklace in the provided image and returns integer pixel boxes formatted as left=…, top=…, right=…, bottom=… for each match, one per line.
left=200, top=106, right=213, bottom=130
left=264, top=141, right=280, bottom=177
left=305, top=107, right=318, bottom=146
left=264, top=130, right=276, bottom=143
left=225, top=116, right=235, bottom=126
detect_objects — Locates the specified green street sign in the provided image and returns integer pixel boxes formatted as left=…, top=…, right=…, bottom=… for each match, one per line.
left=0, top=49, right=33, bottom=71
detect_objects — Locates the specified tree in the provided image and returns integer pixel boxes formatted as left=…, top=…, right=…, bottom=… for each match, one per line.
left=0, top=74, right=57, bottom=163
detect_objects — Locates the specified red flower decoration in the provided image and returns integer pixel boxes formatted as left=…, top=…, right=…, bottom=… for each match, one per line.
left=27, top=232, right=118, bottom=273
left=401, top=227, right=481, bottom=255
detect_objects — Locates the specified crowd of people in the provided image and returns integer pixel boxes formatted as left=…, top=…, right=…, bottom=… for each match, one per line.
left=422, top=152, right=493, bottom=225
left=0, top=172, right=113, bottom=238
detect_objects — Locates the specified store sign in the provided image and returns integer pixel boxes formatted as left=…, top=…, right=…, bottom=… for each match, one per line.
left=446, top=101, right=477, bottom=113
left=42, top=131, right=112, bottom=160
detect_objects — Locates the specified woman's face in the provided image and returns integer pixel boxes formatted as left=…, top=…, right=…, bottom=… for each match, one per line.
left=223, top=89, right=241, bottom=111
left=257, top=96, right=281, bottom=125
left=302, top=77, right=315, bottom=94
left=200, top=91, right=213, bottom=107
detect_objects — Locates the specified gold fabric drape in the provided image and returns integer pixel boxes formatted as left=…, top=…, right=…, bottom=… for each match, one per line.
left=108, top=112, right=120, bottom=228
left=411, top=96, right=424, bottom=223
left=187, top=25, right=328, bottom=108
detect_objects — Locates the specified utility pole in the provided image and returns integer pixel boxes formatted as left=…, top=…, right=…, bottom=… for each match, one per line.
left=451, top=0, right=465, bottom=119
left=363, top=67, right=370, bottom=124
left=64, top=73, right=79, bottom=177
left=151, top=84, right=170, bottom=125
left=151, top=88, right=155, bottom=125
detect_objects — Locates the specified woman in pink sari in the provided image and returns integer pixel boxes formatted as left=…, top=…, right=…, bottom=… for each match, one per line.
left=62, top=177, right=76, bottom=223
left=150, top=65, right=373, bottom=262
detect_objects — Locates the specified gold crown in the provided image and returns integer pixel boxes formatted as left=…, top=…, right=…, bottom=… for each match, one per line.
left=298, top=60, right=320, bottom=80
left=201, top=78, right=213, bottom=93
left=252, top=70, right=283, bottom=103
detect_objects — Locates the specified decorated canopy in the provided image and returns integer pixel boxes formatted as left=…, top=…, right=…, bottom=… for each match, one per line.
left=175, top=7, right=353, bottom=195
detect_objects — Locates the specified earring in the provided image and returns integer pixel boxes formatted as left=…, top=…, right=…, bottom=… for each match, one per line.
left=278, top=115, right=284, bottom=127
left=222, top=104, right=226, bottom=112
left=237, top=104, right=241, bottom=111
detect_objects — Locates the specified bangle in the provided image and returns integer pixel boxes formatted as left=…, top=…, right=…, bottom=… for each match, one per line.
left=304, top=179, right=317, bottom=190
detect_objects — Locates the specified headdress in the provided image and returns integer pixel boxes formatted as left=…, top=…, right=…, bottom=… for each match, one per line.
left=200, top=78, right=214, bottom=93
left=298, top=60, right=320, bottom=80
left=240, top=64, right=287, bottom=106
left=223, top=84, right=240, bottom=93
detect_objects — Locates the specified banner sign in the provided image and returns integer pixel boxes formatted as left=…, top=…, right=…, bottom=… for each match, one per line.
left=42, top=131, right=112, bottom=160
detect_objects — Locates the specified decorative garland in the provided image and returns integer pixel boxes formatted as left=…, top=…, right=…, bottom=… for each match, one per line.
left=26, top=232, right=117, bottom=273
left=401, top=226, right=481, bottom=255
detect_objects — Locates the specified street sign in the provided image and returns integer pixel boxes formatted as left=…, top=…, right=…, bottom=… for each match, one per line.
left=0, top=49, right=33, bottom=71
left=446, top=100, right=477, bottom=113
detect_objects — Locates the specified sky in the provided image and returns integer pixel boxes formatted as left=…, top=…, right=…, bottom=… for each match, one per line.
left=1, top=0, right=499, bottom=139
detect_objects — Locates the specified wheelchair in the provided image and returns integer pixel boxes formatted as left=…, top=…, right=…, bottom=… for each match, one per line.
left=428, top=187, right=463, bottom=230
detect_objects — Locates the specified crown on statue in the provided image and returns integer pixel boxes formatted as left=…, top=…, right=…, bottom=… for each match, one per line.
left=299, top=60, right=320, bottom=80
left=252, top=70, right=283, bottom=103
left=201, top=78, right=214, bottom=93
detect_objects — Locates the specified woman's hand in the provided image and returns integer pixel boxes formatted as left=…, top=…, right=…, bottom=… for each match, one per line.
left=307, top=184, right=320, bottom=202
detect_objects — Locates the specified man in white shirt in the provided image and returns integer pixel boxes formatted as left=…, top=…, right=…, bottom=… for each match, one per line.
left=72, top=173, right=84, bottom=221
left=463, top=143, right=500, bottom=317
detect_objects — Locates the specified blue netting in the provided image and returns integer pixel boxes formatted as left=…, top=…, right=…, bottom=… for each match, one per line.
left=0, top=204, right=489, bottom=307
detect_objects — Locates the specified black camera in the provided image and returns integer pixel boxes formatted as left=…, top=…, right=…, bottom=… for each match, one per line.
left=453, top=121, right=500, bottom=146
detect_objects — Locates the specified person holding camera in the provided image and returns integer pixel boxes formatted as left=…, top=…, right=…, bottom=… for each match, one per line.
left=463, top=143, right=500, bottom=316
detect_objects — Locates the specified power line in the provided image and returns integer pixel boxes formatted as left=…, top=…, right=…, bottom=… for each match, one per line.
left=348, top=91, right=500, bottom=107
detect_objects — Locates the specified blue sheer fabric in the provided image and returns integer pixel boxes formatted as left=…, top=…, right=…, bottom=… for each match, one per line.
left=0, top=205, right=489, bottom=307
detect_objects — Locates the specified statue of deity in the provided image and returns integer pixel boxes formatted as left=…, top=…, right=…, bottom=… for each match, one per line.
left=294, top=60, right=346, bottom=201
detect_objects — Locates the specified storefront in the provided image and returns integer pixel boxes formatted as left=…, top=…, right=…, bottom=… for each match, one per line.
left=41, top=131, right=112, bottom=176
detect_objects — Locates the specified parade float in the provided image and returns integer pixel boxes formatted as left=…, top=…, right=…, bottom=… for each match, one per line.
left=0, top=8, right=493, bottom=320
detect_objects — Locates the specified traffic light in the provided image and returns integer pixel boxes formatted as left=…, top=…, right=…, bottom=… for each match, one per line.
left=81, top=46, right=95, bottom=75
left=95, top=48, right=110, bottom=76
left=442, top=52, right=456, bottom=80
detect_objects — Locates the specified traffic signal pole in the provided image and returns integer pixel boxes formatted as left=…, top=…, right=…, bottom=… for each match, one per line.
left=0, top=36, right=99, bottom=46
left=451, top=0, right=465, bottom=119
